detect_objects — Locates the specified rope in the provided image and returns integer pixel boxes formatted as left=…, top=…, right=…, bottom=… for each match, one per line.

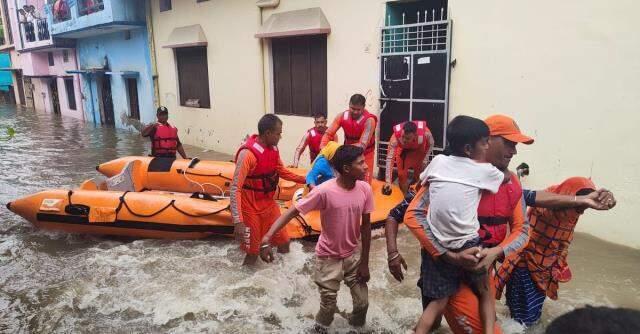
left=115, top=191, right=230, bottom=218
left=293, top=214, right=320, bottom=235
left=177, top=169, right=233, bottom=181
left=180, top=158, right=228, bottom=196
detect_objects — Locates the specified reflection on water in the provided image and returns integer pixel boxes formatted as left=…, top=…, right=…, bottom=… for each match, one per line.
left=1, top=106, right=638, bottom=333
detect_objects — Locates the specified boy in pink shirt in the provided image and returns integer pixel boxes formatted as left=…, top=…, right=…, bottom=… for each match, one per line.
left=260, top=145, right=374, bottom=333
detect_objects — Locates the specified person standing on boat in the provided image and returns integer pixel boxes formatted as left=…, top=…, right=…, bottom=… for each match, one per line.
left=320, top=94, right=377, bottom=183
left=260, top=145, right=373, bottom=333
left=231, top=114, right=306, bottom=266
left=291, top=113, right=336, bottom=167
left=141, top=106, right=188, bottom=159
left=383, top=120, right=434, bottom=195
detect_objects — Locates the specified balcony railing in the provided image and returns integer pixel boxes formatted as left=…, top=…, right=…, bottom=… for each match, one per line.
left=20, top=18, right=51, bottom=43
left=78, top=0, right=104, bottom=17
left=21, top=21, right=36, bottom=42
left=37, top=19, right=51, bottom=40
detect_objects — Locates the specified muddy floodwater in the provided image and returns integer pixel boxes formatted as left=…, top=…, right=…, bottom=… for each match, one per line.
left=1, top=106, right=638, bottom=333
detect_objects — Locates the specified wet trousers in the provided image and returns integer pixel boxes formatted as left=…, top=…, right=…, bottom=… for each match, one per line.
left=313, top=251, right=369, bottom=327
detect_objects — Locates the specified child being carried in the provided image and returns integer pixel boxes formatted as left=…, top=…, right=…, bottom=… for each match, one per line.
left=415, top=115, right=508, bottom=334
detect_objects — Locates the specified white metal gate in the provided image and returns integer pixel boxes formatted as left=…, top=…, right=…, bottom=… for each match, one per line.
left=377, top=8, right=452, bottom=168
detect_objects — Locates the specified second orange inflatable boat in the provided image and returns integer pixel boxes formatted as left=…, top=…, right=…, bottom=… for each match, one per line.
left=96, top=156, right=306, bottom=201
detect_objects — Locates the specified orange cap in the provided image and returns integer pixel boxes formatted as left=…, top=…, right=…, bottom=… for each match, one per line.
left=484, top=115, right=534, bottom=144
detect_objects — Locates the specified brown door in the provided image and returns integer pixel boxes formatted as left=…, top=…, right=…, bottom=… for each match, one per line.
left=49, top=79, right=60, bottom=114
left=15, top=71, right=25, bottom=106
left=100, top=75, right=114, bottom=125
left=126, top=78, right=140, bottom=120
left=23, top=77, right=34, bottom=108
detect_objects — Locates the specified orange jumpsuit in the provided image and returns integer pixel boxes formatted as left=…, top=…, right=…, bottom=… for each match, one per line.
left=404, top=183, right=529, bottom=334
left=321, top=113, right=377, bottom=183
left=231, top=150, right=306, bottom=255
left=384, top=130, right=433, bottom=187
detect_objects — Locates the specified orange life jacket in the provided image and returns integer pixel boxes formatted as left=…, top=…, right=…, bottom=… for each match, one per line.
left=307, top=127, right=324, bottom=161
left=339, top=110, right=377, bottom=154
left=152, top=123, right=179, bottom=157
left=497, top=177, right=596, bottom=300
left=234, top=134, right=280, bottom=201
left=392, top=120, right=430, bottom=152
left=477, top=173, right=523, bottom=247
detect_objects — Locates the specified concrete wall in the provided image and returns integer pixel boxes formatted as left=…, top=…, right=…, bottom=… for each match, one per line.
left=150, top=0, right=265, bottom=151
left=151, top=0, right=639, bottom=248
left=77, top=28, right=155, bottom=129
left=445, top=0, right=640, bottom=249
left=150, top=0, right=385, bottom=164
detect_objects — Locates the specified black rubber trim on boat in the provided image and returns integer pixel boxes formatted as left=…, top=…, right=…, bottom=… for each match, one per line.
left=36, top=213, right=235, bottom=234
left=5, top=202, right=11, bottom=211
left=147, top=157, right=176, bottom=173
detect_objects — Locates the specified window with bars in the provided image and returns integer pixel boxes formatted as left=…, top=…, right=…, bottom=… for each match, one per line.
left=63, top=50, right=69, bottom=63
left=175, top=47, right=210, bottom=108
left=47, top=52, right=54, bottom=66
left=272, top=35, right=327, bottom=117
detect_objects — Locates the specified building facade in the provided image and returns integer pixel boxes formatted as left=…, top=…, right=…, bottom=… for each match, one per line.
left=46, top=0, right=155, bottom=129
left=151, top=0, right=640, bottom=249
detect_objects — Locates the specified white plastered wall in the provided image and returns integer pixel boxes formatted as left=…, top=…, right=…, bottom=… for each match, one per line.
left=446, top=0, right=640, bottom=248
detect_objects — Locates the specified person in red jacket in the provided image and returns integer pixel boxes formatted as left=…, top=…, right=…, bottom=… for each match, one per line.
left=141, top=106, right=188, bottom=159
left=291, top=113, right=336, bottom=167
left=321, top=94, right=377, bottom=183
left=231, top=114, right=306, bottom=265
left=383, top=120, right=434, bottom=195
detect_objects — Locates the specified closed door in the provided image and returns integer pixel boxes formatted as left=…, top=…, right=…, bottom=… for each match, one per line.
left=49, top=79, right=60, bottom=114
left=100, top=76, right=114, bottom=125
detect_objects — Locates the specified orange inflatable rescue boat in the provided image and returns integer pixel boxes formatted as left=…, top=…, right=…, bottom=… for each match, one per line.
left=96, top=156, right=305, bottom=201
left=7, top=159, right=404, bottom=240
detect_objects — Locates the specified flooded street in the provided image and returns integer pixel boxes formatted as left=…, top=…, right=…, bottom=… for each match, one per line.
left=0, top=105, right=638, bottom=333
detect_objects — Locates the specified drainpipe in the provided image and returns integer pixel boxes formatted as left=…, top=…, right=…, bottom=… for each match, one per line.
left=145, top=0, right=160, bottom=111
left=257, top=0, right=279, bottom=115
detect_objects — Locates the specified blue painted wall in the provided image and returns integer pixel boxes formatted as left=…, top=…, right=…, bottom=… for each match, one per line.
left=77, top=28, right=155, bottom=129
left=0, top=53, right=13, bottom=91
left=49, top=0, right=145, bottom=36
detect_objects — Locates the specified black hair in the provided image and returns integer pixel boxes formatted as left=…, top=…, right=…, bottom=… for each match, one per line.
left=313, top=113, right=327, bottom=120
left=349, top=94, right=366, bottom=107
left=445, top=115, right=489, bottom=156
left=331, top=145, right=364, bottom=174
left=258, top=114, right=282, bottom=135
left=546, top=306, right=640, bottom=334
left=156, top=106, right=169, bottom=115
left=402, top=121, right=418, bottom=134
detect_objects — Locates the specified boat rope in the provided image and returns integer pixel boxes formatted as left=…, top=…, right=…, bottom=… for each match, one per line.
left=114, top=191, right=230, bottom=218
left=179, top=158, right=229, bottom=196
left=293, top=214, right=319, bottom=235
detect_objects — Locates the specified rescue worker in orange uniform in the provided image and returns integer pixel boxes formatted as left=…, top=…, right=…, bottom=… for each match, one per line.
left=320, top=94, right=377, bottom=183
left=383, top=120, right=434, bottom=195
left=389, top=114, right=533, bottom=334
left=291, top=113, right=337, bottom=167
left=231, top=114, right=306, bottom=265
left=141, top=106, right=188, bottom=159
